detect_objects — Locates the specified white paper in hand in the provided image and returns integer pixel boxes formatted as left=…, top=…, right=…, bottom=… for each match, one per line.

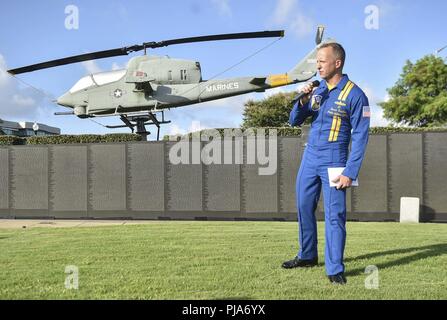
left=328, top=167, right=359, bottom=187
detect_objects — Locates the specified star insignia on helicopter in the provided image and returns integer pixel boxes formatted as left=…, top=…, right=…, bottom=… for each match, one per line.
left=114, top=89, right=123, bottom=98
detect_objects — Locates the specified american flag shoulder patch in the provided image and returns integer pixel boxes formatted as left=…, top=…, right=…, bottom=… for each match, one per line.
left=363, top=106, right=371, bottom=118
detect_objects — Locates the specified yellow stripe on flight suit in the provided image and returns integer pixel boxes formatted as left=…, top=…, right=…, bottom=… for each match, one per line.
left=341, top=82, right=355, bottom=101
left=337, top=81, right=353, bottom=100
left=328, top=116, right=341, bottom=142
left=332, top=116, right=342, bottom=141
left=329, top=81, right=355, bottom=142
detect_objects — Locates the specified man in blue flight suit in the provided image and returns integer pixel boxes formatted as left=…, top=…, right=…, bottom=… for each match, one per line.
left=281, top=42, right=370, bottom=284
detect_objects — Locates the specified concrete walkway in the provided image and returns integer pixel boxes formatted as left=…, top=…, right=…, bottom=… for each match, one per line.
left=0, top=219, right=157, bottom=229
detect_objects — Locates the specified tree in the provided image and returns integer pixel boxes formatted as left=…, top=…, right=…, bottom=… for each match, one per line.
left=379, top=55, right=447, bottom=127
left=242, top=92, right=301, bottom=128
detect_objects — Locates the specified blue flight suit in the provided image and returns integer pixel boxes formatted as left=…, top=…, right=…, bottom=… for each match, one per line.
left=289, top=74, right=370, bottom=275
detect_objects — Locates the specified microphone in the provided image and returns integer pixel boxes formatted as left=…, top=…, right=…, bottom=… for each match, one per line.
left=292, top=80, right=320, bottom=104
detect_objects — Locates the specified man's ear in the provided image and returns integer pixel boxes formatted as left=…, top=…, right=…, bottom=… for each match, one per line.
left=335, top=59, right=342, bottom=69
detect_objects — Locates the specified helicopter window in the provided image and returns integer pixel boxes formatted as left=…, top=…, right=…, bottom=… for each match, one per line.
left=69, top=75, right=95, bottom=93
left=92, top=69, right=126, bottom=86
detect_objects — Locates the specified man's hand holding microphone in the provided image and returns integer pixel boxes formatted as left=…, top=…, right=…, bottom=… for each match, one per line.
left=293, top=80, right=320, bottom=106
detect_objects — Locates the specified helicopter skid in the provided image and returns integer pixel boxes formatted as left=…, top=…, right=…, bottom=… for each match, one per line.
left=105, top=111, right=171, bottom=141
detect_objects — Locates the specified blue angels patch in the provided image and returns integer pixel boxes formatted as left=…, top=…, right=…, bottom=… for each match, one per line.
left=311, top=95, right=322, bottom=111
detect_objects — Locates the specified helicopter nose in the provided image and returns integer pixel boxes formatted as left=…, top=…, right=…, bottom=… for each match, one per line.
left=57, top=92, right=74, bottom=107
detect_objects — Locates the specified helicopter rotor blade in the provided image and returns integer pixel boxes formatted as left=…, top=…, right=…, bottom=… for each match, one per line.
left=142, top=30, right=284, bottom=49
left=7, top=30, right=284, bottom=75
left=7, top=48, right=129, bottom=75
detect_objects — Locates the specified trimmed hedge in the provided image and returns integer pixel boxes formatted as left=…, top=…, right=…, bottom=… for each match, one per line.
left=0, top=134, right=142, bottom=146
left=0, top=135, right=25, bottom=145
left=369, top=126, right=447, bottom=134
left=26, top=134, right=142, bottom=145
left=2, top=127, right=447, bottom=146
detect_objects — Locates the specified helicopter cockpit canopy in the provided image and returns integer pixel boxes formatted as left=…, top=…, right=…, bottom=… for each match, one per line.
left=69, top=69, right=126, bottom=93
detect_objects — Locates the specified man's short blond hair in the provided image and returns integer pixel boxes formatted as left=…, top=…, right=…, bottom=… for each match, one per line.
left=318, top=42, right=345, bottom=68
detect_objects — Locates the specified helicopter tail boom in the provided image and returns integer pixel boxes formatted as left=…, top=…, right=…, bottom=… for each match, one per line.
left=286, top=25, right=336, bottom=83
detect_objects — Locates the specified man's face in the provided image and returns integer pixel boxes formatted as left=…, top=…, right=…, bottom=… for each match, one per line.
left=316, top=47, right=342, bottom=80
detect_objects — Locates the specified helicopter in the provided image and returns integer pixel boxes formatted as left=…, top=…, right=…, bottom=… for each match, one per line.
left=8, top=26, right=333, bottom=140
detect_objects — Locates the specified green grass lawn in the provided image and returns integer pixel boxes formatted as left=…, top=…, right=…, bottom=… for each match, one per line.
left=0, top=221, right=446, bottom=299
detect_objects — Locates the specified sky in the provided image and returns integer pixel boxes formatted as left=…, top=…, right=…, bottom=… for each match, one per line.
left=0, top=0, right=446, bottom=140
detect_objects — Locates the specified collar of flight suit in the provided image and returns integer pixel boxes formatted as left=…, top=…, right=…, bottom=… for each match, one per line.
left=319, top=74, right=350, bottom=93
